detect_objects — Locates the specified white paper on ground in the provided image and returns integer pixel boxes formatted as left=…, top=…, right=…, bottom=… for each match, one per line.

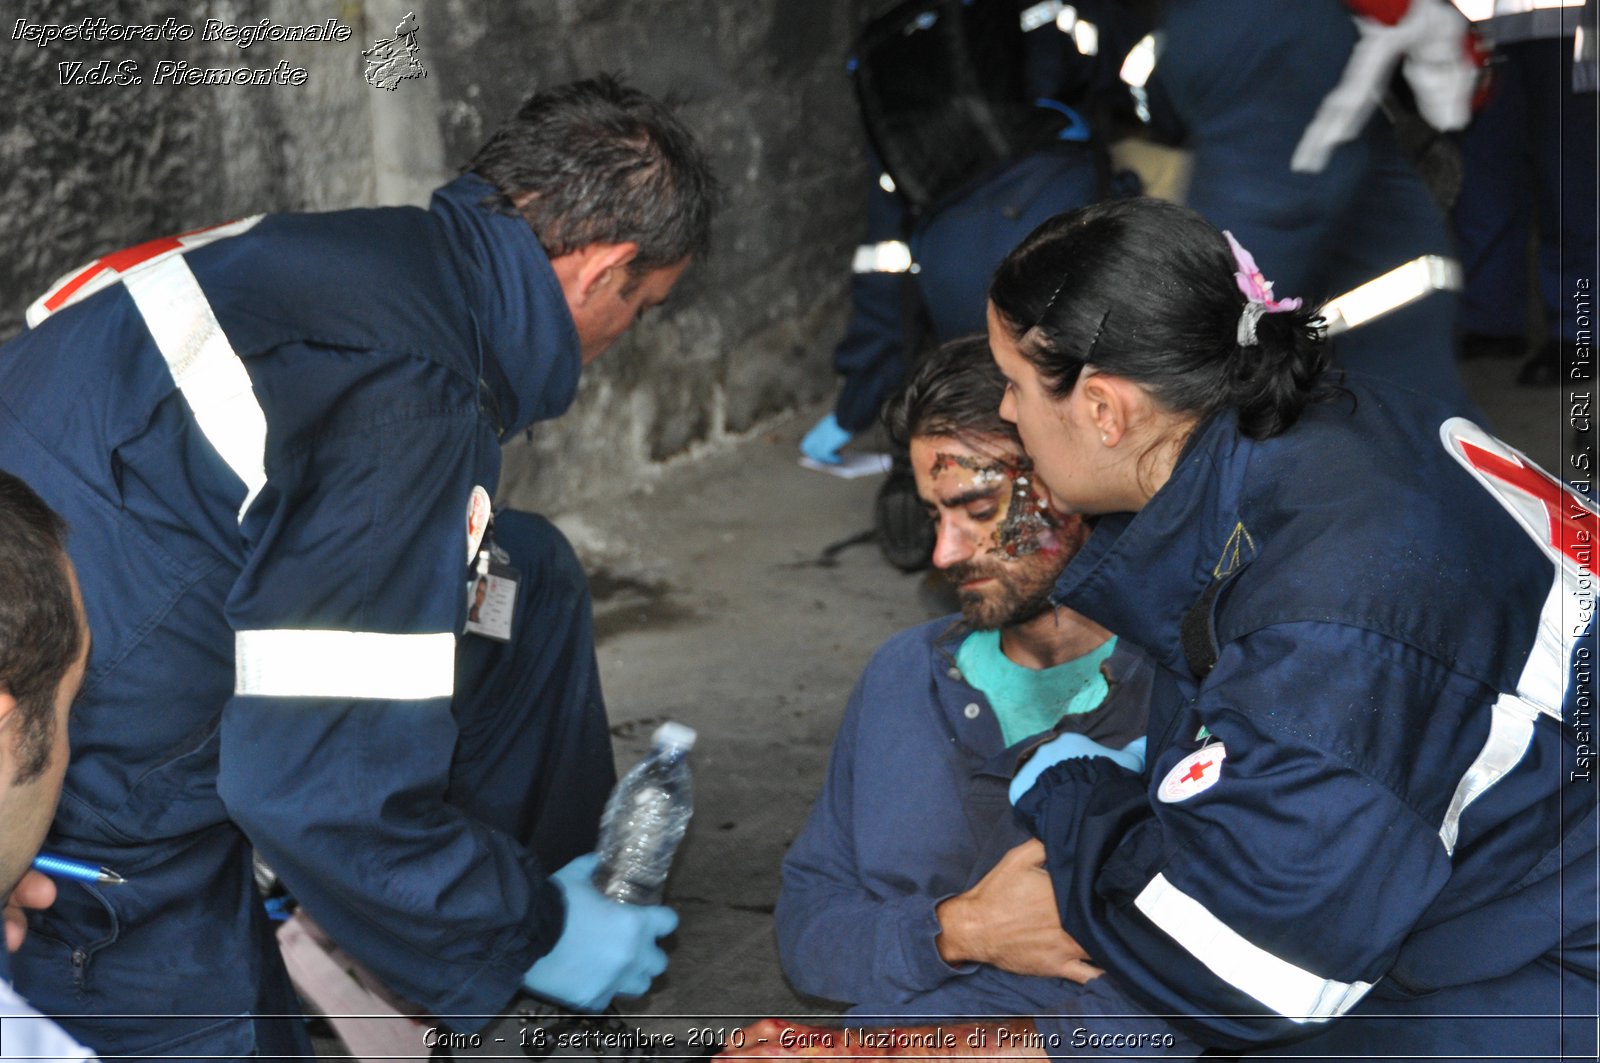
left=798, top=452, right=892, bottom=478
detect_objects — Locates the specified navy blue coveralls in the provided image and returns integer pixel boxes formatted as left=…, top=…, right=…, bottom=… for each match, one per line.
left=1453, top=5, right=1598, bottom=348
left=0, top=175, right=615, bottom=1057
left=780, top=614, right=1171, bottom=1024
left=777, top=620, right=1199, bottom=1054
left=1017, top=375, right=1597, bottom=1059
left=1152, top=0, right=1476, bottom=414
left=830, top=0, right=1126, bottom=434
left=833, top=145, right=1103, bottom=433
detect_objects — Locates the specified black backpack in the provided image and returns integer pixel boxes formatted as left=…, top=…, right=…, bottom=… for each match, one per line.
left=851, top=0, right=1069, bottom=213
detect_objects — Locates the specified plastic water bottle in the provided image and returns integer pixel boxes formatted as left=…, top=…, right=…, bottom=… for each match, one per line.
left=592, top=722, right=696, bottom=905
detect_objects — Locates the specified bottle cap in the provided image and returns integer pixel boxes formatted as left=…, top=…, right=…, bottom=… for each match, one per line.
left=653, top=721, right=697, bottom=752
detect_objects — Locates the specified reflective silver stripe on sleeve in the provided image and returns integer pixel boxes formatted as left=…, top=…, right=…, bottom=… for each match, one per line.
left=1453, top=0, right=1584, bottom=18
left=851, top=241, right=916, bottom=274
left=122, top=255, right=268, bottom=523
left=1439, top=688, right=1543, bottom=854
left=235, top=630, right=457, bottom=700
left=1320, top=256, right=1463, bottom=336
left=1120, top=33, right=1157, bottom=87
left=1134, top=873, right=1375, bottom=1023
left=1435, top=418, right=1586, bottom=852
left=1020, top=1, right=1065, bottom=31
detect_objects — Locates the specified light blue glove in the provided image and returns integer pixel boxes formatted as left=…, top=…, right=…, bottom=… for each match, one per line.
left=800, top=413, right=854, bottom=465
left=1009, top=734, right=1148, bottom=805
left=521, top=854, right=678, bottom=1012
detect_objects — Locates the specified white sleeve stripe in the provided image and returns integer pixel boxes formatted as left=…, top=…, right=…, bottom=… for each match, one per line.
left=122, top=253, right=268, bottom=524
left=851, top=241, right=915, bottom=274
left=1020, top=1, right=1064, bottom=31
left=1133, top=872, right=1375, bottom=1024
left=1320, top=256, right=1462, bottom=336
left=1439, top=690, right=1540, bottom=854
left=235, top=630, right=456, bottom=700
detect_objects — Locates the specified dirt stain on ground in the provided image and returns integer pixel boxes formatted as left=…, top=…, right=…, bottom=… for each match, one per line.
left=589, top=567, right=696, bottom=642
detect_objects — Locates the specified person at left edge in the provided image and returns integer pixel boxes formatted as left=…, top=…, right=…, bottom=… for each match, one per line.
left=0, top=74, right=718, bottom=1058
left=0, top=470, right=95, bottom=1060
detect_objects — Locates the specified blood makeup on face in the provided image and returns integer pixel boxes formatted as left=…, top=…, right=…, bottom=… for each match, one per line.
left=929, top=452, right=1062, bottom=560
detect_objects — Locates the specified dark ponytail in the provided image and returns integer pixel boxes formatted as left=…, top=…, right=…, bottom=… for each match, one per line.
left=1230, top=302, right=1331, bottom=438
left=988, top=198, right=1336, bottom=440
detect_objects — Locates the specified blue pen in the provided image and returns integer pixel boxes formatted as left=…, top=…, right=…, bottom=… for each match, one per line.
left=31, top=852, right=126, bottom=886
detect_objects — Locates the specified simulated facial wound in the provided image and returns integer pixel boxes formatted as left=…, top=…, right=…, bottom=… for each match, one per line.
left=915, top=438, right=1081, bottom=631
left=927, top=451, right=1062, bottom=561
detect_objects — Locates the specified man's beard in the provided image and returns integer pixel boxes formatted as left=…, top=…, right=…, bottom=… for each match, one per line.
left=946, top=558, right=1059, bottom=630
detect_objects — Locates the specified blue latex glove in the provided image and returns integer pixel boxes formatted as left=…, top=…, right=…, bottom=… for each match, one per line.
left=521, top=854, right=678, bottom=1012
left=1008, top=734, right=1148, bottom=806
left=800, top=413, right=853, bottom=465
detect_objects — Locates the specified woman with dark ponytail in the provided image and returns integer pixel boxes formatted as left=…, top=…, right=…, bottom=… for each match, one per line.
left=980, top=198, right=1597, bottom=1058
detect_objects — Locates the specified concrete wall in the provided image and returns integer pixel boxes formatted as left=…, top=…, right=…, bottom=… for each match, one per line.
left=0, top=0, right=866, bottom=510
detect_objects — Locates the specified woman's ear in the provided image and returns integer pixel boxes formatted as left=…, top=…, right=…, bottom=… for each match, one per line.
left=1076, top=371, right=1136, bottom=448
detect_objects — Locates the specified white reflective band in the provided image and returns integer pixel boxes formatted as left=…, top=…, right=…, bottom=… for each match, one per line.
left=235, top=630, right=456, bottom=700
left=1453, top=0, right=1584, bottom=17
left=1135, top=873, right=1375, bottom=1023
left=852, top=241, right=916, bottom=274
left=1020, top=1, right=1065, bottom=32
left=24, top=216, right=262, bottom=328
left=878, top=171, right=897, bottom=194
left=1072, top=18, right=1100, bottom=55
left=1439, top=689, right=1541, bottom=853
left=1120, top=33, right=1157, bottom=88
left=1320, top=255, right=1462, bottom=336
left=123, top=256, right=269, bottom=523
left=1435, top=418, right=1589, bottom=852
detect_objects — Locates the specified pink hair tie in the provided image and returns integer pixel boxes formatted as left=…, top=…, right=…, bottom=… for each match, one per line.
left=1224, top=231, right=1302, bottom=346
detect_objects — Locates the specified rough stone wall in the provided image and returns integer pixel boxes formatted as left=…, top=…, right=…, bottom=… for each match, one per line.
left=0, top=0, right=375, bottom=327
left=0, top=0, right=865, bottom=510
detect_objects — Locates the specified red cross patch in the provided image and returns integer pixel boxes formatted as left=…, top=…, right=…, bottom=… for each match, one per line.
left=1158, top=744, right=1227, bottom=803
left=1442, top=417, right=1597, bottom=575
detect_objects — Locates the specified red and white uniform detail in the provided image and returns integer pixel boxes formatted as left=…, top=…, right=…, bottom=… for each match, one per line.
left=1158, top=745, right=1228, bottom=803
left=1436, top=417, right=1594, bottom=852
left=466, top=485, right=492, bottom=562
left=1345, top=0, right=1413, bottom=24
left=26, top=215, right=269, bottom=522
left=1293, top=0, right=1477, bottom=173
left=26, top=216, right=263, bottom=327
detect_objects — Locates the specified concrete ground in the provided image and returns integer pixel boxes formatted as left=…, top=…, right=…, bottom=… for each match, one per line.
left=320, top=356, right=1583, bottom=1058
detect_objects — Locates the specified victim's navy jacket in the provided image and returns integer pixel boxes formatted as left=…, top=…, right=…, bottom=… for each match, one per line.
left=777, top=619, right=1197, bottom=1055
left=1016, top=375, right=1598, bottom=1058
left=0, top=175, right=605, bottom=1055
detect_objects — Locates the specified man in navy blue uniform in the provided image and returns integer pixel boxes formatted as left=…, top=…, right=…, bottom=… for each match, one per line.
left=1451, top=0, right=1597, bottom=386
left=776, top=339, right=1190, bottom=1054
left=799, top=0, right=1135, bottom=467
left=0, top=75, right=717, bottom=1057
left=1148, top=0, right=1479, bottom=414
left=0, top=471, right=96, bottom=1061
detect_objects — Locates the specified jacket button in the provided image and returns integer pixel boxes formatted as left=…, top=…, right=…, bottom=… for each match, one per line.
left=963, top=703, right=981, bottom=719
left=947, top=667, right=962, bottom=680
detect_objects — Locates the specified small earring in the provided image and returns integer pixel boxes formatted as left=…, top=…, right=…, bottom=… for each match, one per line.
left=1100, top=433, right=1109, bottom=445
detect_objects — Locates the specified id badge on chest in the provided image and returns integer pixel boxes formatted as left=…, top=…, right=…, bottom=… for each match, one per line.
left=465, top=518, right=521, bottom=643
